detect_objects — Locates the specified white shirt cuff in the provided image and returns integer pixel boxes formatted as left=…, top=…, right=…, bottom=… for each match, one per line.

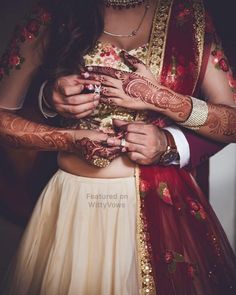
left=38, top=81, right=57, bottom=118
left=0, top=99, right=25, bottom=111
left=164, top=126, right=190, bottom=168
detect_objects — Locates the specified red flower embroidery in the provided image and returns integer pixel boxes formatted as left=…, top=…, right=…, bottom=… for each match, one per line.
left=211, top=44, right=236, bottom=101
left=140, top=180, right=150, bottom=197
left=158, top=182, right=173, bottom=205
left=163, top=250, right=185, bottom=273
left=188, top=200, right=200, bottom=212
left=0, top=5, right=51, bottom=80
left=187, top=199, right=207, bottom=221
left=8, top=55, right=21, bottom=66
left=218, top=58, right=229, bottom=72
left=176, top=2, right=191, bottom=25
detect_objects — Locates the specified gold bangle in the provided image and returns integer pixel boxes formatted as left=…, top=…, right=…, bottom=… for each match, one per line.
left=179, top=96, right=208, bottom=130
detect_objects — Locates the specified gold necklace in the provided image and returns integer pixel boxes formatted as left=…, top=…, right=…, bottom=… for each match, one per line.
left=103, top=1, right=150, bottom=38
left=105, top=0, right=145, bottom=9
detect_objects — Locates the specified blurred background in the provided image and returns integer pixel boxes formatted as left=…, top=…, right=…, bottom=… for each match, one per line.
left=0, top=0, right=235, bottom=281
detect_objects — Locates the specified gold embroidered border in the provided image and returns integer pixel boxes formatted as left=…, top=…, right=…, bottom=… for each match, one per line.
left=192, top=0, right=205, bottom=94
left=147, top=0, right=173, bottom=78
left=135, top=166, right=156, bottom=295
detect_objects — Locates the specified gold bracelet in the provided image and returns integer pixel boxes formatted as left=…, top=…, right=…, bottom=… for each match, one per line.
left=179, top=96, right=208, bottom=130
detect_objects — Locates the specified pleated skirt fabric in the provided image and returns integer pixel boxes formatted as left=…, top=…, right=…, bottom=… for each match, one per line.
left=2, top=169, right=139, bottom=295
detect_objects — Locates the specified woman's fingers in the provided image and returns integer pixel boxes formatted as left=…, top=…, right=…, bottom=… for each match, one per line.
left=120, top=50, right=146, bottom=71
left=87, top=65, right=120, bottom=79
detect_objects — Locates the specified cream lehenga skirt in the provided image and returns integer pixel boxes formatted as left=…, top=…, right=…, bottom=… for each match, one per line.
left=2, top=169, right=139, bottom=295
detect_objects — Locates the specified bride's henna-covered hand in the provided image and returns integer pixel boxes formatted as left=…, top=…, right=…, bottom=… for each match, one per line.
left=86, top=52, right=191, bottom=122
left=75, top=137, right=122, bottom=163
left=0, top=111, right=122, bottom=164
left=87, top=52, right=236, bottom=143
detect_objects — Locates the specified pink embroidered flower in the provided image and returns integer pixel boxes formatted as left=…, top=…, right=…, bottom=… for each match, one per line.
left=140, top=180, right=150, bottom=193
left=162, top=187, right=173, bottom=205
left=162, top=250, right=186, bottom=274
left=199, top=209, right=207, bottom=220
left=158, top=182, right=173, bottom=205
left=103, top=57, right=116, bottom=67
left=8, top=54, right=21, bottom=66
left=219, top=58, right=229, bottom=72
left=176, top=3, right=191, bottom=25
left=188, top=199, right=207, bottom=221
left=188, top=200, right=200, bottom=212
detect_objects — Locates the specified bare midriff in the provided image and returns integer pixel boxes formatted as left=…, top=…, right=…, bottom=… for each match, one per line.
left=58, top=152, right=135, bottom=178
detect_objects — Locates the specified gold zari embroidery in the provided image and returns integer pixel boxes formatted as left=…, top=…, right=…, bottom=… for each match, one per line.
left=147, top=0, right=173, bottom=78
left=192, top=0, right=205, bottom=94
left=135, top=166, right=156, bottom=295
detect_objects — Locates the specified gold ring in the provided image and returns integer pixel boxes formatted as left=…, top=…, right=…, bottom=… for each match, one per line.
left=120, top=138, right=126, bottom=147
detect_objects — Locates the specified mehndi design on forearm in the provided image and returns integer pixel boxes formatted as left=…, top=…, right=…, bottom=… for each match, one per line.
left=0, top=111, right=122, bottom=164
left=204, top=104, right=236, bottom=137
left=0, top=111, right=74, bottom=151
left=117, top=71, right=192, bottom=121
left=88, top=65, right=236, bottom=142
left=87, top=65, right=192, bottom=121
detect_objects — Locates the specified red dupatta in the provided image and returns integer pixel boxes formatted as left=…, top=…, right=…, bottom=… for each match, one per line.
left=135, top=1, right=236, bottom=294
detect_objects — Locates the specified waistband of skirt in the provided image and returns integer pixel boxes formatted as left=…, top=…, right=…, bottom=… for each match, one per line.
left=57, top=169, right=136, bottom=183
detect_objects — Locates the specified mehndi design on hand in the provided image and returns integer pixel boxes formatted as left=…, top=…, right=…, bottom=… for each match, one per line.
left=75, top=137, right=122, bottom=167
left=0, top=111, right=122, bottom=165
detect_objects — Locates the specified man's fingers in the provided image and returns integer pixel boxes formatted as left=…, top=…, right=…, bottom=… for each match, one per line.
left=60, top=92, right=99, bottom=105
left=126, top=132, right=146, bottom=146
left=57, top=99, right=99, bottom=115
left=113, top=119, right=147, bottom=134
left=57, top=84, right=84, bottom=97
left=127, top=152, right=146, bottom=163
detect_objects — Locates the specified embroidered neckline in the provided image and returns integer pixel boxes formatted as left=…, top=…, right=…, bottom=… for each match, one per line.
left=95, top=40, right=149, bottom=53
